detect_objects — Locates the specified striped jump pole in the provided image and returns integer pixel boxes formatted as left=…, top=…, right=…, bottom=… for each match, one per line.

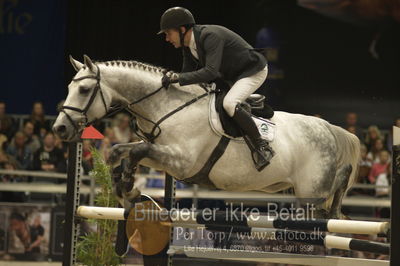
left=195, top=212, right=390, bottom=236
left=203, top=226, right=389, bottom=255
left=76, top=206, right=390, bottom=236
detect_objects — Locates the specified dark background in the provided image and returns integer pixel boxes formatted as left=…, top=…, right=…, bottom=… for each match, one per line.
left=1, top=0, right=399, bottom=128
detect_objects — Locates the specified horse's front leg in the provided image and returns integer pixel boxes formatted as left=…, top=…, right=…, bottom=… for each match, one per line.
left=107, top=142, right=140, bottom=205
left=108, top=141, right=186, bottom=206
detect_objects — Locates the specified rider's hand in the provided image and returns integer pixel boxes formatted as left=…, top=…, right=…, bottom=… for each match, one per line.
left=162, top=71, right=179, bottom=89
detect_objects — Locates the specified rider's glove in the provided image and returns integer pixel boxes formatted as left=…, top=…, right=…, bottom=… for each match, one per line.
left=162, top=71, right=179, bottom=89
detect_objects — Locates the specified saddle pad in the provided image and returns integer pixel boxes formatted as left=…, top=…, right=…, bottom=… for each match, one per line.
left=209, top=93, right=241, bottom=140
left=209, top=93, right=276, bottom=142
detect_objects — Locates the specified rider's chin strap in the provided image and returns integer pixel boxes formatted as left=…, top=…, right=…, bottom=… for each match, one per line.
left=179, top=27, right=188, bottom=49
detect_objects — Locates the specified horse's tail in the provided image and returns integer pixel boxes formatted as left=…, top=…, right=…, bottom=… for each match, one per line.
left=329, top=124, right=360, bottom=191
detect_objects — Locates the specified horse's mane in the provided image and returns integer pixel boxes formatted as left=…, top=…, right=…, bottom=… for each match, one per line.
left=96, top=59, right=213, bottom=90
left=96, top=60, right=167, bottom=74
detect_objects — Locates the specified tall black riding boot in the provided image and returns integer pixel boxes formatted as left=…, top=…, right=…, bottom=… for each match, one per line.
left=232, top=105, right=275, bottom=171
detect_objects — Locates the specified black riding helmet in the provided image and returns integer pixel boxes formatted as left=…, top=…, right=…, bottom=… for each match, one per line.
left=158, top=7, right=195, bottom=34
left=158, top=7, right=195, bottom=48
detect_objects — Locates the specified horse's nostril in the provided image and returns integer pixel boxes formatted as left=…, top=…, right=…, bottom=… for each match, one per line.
left=54, top=125, right=67, bottom=134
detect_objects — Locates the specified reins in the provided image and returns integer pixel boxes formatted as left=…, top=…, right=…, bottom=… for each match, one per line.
left=127, top=88, right=213, bottom=143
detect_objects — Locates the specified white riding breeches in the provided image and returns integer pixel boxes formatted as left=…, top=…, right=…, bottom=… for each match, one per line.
left=223, top=65, right=268, bottom=117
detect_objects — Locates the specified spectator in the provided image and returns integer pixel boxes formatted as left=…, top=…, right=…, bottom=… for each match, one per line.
left=0, top=160, right=19, bottom=202
left=112, top=113, right=133, bottom=143
left=375, top=163, right=391, bottom=220
left=98, top=137, right=112, bottom=162
left=0, top=150, right=19, bottom=181
left=103, top=127, right=119, bottom=145
left=367, top=138, right=386, bottom=163
left=364, top=125, right=383, bottom=151
left=395, top=116, right=400, bottom=126
left=368, top=150, right=390, bottom=184
left=346, top=126, right=357, bottom=135
left=350, top=143, right=373, bottom=196
left=6, top=131, right=32, bottom=170
left=22, top=121, right=41, bottom=154
left=0, top=101, right=17, bottom=140
left=82, top=140, right=93, bottom=174
left=54, top=134, right=68, bottom=159
left=376, top=163, right=390, bottom=197
left=344, top=112, right=364, bottom=140
left=0, top=150, right=27, bottom=202
left=27, top=215, right=45, bottom=254
left=359, top=143, right=372, bottom=179
left=39, top=127, right=48, bottom=141
left=25, top=102, right=51, bottom=136
left=97, top=127, right=123, bottom=161
left=32, top=132, right=66, bottom=173
left=385, top=116, right=400, bottom=151
left=0, top=133, right=7, bottom=152
left=8, top=212, right=45, bottom=259
left=8, top=212, right=30, bottom=251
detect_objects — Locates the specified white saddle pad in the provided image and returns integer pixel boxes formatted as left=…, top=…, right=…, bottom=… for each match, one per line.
left=208, top=91, right=276, bottom=142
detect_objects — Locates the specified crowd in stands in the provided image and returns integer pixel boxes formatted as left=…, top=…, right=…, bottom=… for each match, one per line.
left=341, top=112, right=399, bottom=199
left=0, top=101, right=178, bottom=202
left=0, top=100, right=398, bottom=202
left=0, top=102, right=66, bottom=175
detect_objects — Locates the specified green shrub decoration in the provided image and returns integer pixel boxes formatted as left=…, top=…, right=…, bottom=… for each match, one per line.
left=76, top=148, right=122, bottom=266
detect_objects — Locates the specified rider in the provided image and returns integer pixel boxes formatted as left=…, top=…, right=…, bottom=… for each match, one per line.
left=158, top=7, right=274, bottom=171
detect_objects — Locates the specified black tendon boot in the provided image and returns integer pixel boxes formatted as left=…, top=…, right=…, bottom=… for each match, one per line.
left=232, top=105, right=275, bottom=171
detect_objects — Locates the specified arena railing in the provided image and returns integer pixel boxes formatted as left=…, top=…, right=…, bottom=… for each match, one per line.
left=0, top=169, right=390, bottom=209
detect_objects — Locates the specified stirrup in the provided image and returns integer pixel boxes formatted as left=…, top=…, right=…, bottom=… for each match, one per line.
left=251, top=149, right=273, bottom=172
left=243, top=135, right=274, bottom=172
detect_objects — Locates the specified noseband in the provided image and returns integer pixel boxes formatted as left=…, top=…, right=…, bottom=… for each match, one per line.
left=61, top=64, right=108, bottom=133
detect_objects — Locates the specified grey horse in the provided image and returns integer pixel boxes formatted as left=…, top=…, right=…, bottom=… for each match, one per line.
left=53, top=55, right=360, bottom=218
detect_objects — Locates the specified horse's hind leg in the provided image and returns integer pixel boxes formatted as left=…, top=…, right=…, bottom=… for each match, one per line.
left=294, top=160, right=351, bottom=219
left=328, top=164, right=352, bottom=219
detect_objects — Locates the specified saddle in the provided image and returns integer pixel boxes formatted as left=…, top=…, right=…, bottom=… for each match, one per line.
left=179, top=82, right=276, bottom=189
left=210, top=82, right=275, bottom=139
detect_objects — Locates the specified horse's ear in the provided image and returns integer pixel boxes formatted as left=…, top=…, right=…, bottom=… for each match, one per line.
left=69, top=55, right=83, bottom=72
left=83, top=54, right=95, bottom=72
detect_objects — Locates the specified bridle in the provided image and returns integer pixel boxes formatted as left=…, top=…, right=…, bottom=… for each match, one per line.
left=60, top=63, right=215, bottom=142
left=61, top=64, right=109, bottom=133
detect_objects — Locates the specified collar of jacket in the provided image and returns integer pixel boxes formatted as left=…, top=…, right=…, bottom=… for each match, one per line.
left=192, top=25, right=205, bottom=66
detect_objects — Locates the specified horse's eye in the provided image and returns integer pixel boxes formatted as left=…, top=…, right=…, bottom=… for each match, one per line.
left=79, top=86, right=90, bottom=94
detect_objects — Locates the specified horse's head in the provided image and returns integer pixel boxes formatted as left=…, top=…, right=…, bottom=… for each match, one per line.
left=53, top=55, right=113, bottom=141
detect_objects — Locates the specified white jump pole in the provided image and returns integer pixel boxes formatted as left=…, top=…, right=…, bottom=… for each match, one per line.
left=77, top=206, right=127, bottom=220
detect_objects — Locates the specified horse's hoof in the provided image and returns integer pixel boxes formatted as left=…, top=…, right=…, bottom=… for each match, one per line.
left=124, top=188, right=141, bottom=201
left=107, top=145, right=125, bottom=166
